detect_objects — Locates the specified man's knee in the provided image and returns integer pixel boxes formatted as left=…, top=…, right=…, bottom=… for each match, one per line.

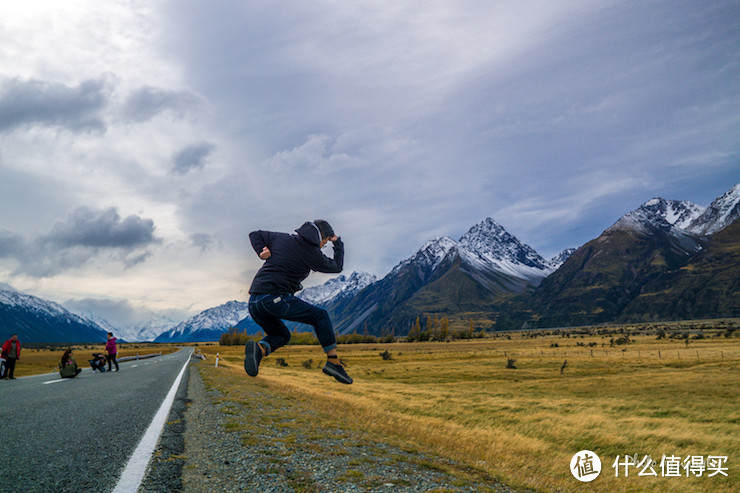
left=310, top=307, right=331, bottom=324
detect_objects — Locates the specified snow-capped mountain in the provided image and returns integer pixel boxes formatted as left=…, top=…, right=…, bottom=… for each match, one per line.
left=388, top=218, right=554, bottom=284
left=607, top=198, right=705, bottom=236
left=0, top=285, right=109, bottom=342
left=328, top=218, right=554, bottom=334
left=120, top=315, right=182, bottom=342
left=298, top=271, right=377, bottom=306
left=460, top=218, right=549, bottom=269
left=154, top=300, right=249, bottom=342
left=129, top=315, right=178, bottom=342
left=63, top=306, right=181, bottom=342
left=548, top=248, right=577, bottom=270
left=686, top=184, right=740, bottom=236
left=391, top=236, right=459, bottom=279
left=458, top=218, right=554, bottom=280
left=500, top=184, right=740, bottom=330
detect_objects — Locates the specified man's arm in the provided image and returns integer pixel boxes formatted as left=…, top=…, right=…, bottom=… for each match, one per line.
left=249, top=230, right=275, bottom=257
left=308, top=236, right=344, bottom=273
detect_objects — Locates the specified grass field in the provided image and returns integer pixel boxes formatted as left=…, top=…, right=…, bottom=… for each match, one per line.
left=198, top=326, right=739, bottom=492
left=4, top=344, right=182, bottom=377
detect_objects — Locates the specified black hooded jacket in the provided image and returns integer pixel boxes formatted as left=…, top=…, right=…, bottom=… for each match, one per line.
left=248, top=222, right=344, bottom=295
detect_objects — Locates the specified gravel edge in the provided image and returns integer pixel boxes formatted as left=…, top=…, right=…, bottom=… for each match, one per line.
left=174, top=362, right=521, bottom=493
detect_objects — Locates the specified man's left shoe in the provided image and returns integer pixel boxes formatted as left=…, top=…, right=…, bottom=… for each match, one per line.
left=322, top=359, right=353, bottom=384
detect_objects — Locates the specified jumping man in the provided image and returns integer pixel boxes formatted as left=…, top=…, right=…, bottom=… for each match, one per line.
left=244, top=220, right=352, bottom=384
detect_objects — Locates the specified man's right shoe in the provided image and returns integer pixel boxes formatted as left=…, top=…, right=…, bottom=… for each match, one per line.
left=244, top=340, right=262, bottom=377
left=322, top=359, right=353, bottom=384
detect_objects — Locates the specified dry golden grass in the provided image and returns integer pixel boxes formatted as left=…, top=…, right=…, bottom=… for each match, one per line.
left=202, top=331, right=740, bottom=492
left=8, top=344, right=182, bottom=376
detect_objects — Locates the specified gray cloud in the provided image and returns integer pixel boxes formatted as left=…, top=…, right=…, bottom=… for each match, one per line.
left=189, top=233, right=218, bottom=254
left=121, top=85, right=203, bottom=122
left=64, top=298, right=141, bottom=327
left=0, top=207, right=159, bottom=277
left=47, top=207, right=156, bottom=249
left=172, top=142, right=216, bottom=175
left=0, top=77, right=110, bottom=132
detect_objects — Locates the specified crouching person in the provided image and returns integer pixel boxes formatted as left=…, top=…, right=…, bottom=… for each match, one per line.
left=59, top=349, right=82, bottom=378
left=89, top=353, right=106, bottom=372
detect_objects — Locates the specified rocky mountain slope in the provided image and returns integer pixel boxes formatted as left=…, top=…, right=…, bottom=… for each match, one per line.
left=154, top=301, right=250, bottom=342
left=497, top=184, right=740, bottom=329
left=326, top=218, right=572, bottom=335
left=0, top=285, right=109, bottom=343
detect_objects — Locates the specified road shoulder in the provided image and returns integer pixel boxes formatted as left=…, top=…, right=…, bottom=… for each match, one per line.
left=180, top=363, right=517, bottom=492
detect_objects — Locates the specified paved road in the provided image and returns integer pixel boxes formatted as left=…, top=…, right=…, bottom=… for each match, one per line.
left=0, top=349, right=192, bottom=493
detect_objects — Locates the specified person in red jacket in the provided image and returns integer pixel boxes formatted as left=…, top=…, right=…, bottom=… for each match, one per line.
left=105, top=333, right=119, bottom=372
left=2, top=334, right=21, bottom=379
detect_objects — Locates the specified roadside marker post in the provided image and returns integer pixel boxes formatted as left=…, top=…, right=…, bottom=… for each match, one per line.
left=215, top=353, right=219, bottom=367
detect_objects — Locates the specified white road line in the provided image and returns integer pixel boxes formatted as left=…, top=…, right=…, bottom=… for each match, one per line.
left=43, top=379, right=69, bottom=385
left=131, top=365, right=138, bottom=368
left=112, top=350, right=192, bottom=493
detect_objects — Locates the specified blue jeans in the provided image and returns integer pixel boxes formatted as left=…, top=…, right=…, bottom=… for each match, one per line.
left=248, top=294, right=337, bottom=355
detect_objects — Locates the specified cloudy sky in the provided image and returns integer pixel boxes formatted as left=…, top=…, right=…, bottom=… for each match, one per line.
left=1, top=0, right=738, bottom=327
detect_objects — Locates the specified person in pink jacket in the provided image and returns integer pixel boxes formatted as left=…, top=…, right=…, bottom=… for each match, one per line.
left=105, top=333, right=119, bottom=372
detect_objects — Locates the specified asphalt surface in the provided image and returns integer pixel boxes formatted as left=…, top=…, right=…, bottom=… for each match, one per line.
left=0, top=349, right=192, bottom=493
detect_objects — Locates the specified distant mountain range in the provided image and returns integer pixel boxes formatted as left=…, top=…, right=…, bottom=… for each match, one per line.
left=153, top=300, right=250, bottom=343
left=152, top=272, right=378, bottom=342
left=498, top=184, right=740, bottom=329
left=0, top=284, right=109, bottom=343
left=322, top=218, right=573, bottom=335
left=2, top=184, right=737, bottom=342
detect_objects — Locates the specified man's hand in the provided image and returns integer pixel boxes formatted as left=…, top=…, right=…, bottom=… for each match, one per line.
left=259, top=246, right=271, bottom=260
left=329, top=235, right=338, bottom=242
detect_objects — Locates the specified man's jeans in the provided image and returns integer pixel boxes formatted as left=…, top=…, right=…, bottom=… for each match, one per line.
left=248, top=294, right=338, bottom=355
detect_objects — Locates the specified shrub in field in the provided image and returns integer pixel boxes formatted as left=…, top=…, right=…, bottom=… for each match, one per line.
left=337, top=333, right=378, bottom=344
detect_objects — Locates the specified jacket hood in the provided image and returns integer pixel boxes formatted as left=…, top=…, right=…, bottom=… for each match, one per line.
left=295, top=222, right=322, bottom=246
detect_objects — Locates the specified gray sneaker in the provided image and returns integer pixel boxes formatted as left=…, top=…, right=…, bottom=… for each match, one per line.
left=322, top=359, right=353, bottom=384
left=244, top=340, right=263, bottom=377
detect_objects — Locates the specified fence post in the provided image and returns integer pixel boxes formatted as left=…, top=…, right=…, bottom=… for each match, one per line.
left=215, top=353, right=219, bottom=368
left=658, top=350, right=661, bottom=359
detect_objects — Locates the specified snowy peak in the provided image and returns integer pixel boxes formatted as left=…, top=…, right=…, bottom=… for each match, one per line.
left=607, top=186, right=740, bottom=238
left=128, top=315, right=182, bottom=342
left=687, top=184, right=740, bottom=235
left=1, top=285, right=85, bottom=323
left=155, top=300, right=249, bottom=341
left=393, top=236, right=458, bottom=275
left=298, top=271, right=377, bottom=306
left=607, top=198, right=703, bottom=236
left=459, top=217, right=549, bottom=270
left=642, top=198, right=705, bottom=230
left=0, top=285, right=109, bottom=342
left=389, top=218, right=553, bottom=287
left=548, top=248, right=577, bottom=270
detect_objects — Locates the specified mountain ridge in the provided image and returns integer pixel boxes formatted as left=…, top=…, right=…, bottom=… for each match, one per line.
left=0, top=285, right=110, bottom=343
